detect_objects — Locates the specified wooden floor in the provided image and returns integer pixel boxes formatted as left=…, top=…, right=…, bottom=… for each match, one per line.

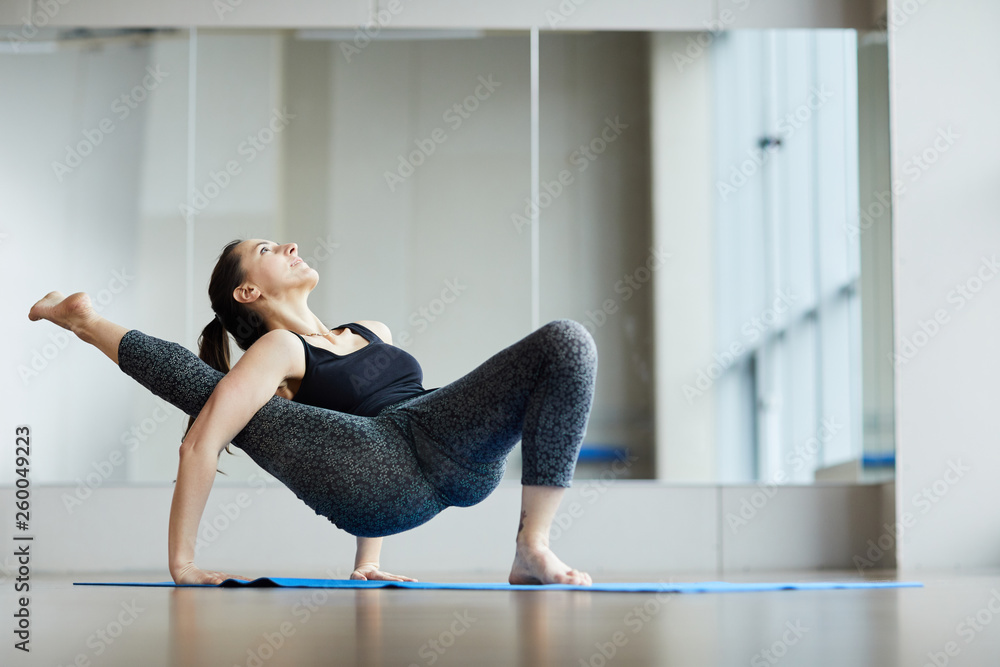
left=7, top=570, right=1000, bottom=666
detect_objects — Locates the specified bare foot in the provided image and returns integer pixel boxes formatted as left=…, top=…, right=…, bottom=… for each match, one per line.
left=509, top=542, right=593, bottom=586
left=28, top=291, right=98, bottom=334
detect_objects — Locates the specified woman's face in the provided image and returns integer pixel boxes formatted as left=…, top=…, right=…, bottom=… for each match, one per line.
left=235, top=238, right=316, bottom=304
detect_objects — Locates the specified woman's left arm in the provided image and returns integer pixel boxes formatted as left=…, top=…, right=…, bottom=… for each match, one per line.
left=351, top=537, right=418, bottom=582
left=354, top=536, right=382, bottom=570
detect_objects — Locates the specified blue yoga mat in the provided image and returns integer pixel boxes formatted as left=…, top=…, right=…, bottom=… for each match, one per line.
left=73, top=577, right=922, bottom=592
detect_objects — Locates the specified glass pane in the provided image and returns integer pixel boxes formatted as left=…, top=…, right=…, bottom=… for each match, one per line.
left=539, top=32, right=654, bottom=482
left=3, top=28, right=190, bottom=486
left=651, top=28, right=883, bottom=483
left=184, top=30, right=532, bottom=485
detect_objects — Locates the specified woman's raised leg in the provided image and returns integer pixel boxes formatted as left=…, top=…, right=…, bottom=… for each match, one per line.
left=30, top=290, right=230, bottom=431
left=29, top=291, right=214, bottom=416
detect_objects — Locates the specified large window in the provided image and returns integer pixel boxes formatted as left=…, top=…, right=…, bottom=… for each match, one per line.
left=712, top=30, right=862, bottom=483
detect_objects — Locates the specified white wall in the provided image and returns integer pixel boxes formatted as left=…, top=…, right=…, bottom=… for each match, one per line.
left=0, top=0, right=29, bottom=25
left=890, top=0, right=1000, bottom=569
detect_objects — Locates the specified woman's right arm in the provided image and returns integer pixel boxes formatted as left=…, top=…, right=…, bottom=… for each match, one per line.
left=167, top=329, right=302, bottom=584
left=169, top=447, right=241, bottom=584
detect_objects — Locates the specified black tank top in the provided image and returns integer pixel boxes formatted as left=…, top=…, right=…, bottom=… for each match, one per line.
left=290, top=323, right=434, bottom=417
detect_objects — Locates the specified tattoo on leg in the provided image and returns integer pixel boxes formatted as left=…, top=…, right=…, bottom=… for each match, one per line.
left=517, top=509, right=527, bottom=536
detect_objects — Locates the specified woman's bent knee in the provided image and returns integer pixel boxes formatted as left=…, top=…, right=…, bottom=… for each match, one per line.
left=541, top=319, right=598, bottom=363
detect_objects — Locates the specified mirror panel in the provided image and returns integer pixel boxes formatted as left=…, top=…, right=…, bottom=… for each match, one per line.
left=3, top=27, right=892, bottom=487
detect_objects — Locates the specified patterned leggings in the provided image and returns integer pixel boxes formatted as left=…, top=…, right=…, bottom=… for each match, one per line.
left=117, top=319, right=598, bottom=537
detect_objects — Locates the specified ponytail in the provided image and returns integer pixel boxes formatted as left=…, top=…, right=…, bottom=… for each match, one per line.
left=182, top=317, right=235, bottom=475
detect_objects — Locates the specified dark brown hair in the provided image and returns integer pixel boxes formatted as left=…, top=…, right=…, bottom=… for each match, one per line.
left=182, top=238, right=269, bottom=474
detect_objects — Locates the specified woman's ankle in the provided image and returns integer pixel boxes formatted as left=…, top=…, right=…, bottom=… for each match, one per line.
left=515, top=532, right=550, bottom=551
left=71, top=312, right=103, bottom=344
left=74, top=314, right=127, bottom=365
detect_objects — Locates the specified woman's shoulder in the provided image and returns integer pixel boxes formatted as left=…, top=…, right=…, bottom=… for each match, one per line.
left=353, top=320, right=392, bottom=344
left=252, top=329, right=308, bottom=388
left=253, top=329, right=309, bottom=360
left=257, top=328, right=306, bottom=347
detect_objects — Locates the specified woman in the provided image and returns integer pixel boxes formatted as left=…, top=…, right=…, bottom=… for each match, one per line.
left=28, top=238, right=598, bottom=586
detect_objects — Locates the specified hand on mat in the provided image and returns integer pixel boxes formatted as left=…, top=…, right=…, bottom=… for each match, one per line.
left=351, top=562, right=418, bottom=582
left=172, top=563, right=253, bottom=585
